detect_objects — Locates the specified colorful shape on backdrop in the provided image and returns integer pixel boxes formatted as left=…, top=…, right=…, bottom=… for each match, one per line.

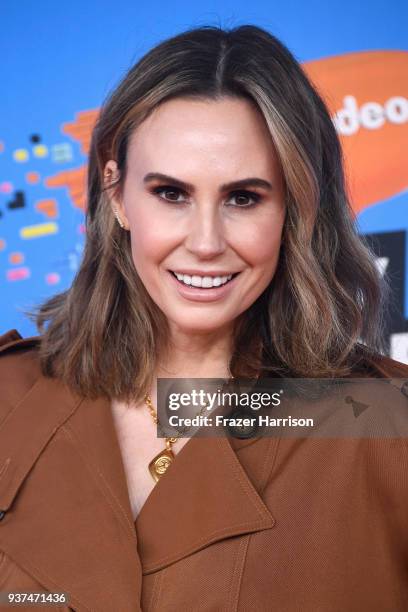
left=7, top=191, right=25, bottom=210
left=67, top=242, right=84, bottom=272
left=0, top=141, right=5, bottom=153
left=26, top=171, right=41, bottom=184
left=303, top=50, right=408, bottom=214
left=30, top=134, right=41, bottom=144
left=20, top=222, right=58, bottom=239
left=0, top=182, right=13, bottom=194
left=42, top=110, right=99, bottom=211
left=9, top=252, right=24, bottom=265
left=33, top=144, right=48, bottom=158
left=45, top=166, right=87, bottom=211
left=51, top=142, right=73, bottom=163
left=35, top=198, right=59, bottom=218
left=13, top=149, right=29, bottom=162
left=45, top=272, right=61, bottom=285
left=62, top=109, right=99, bottom=155
left=7, top=267, right=30, bottom=281
left=0, top=239, right=6, bottom=251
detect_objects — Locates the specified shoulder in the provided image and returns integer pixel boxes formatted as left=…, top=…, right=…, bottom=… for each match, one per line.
left=0, top=329, right=41, bottom=355
left=369, top=353, right=408, bottom=378
left=350, top=345, right=408, bottom=378
left=0, top=329, right=42, bottom=425
left=346, top=348, right=408, bottom=413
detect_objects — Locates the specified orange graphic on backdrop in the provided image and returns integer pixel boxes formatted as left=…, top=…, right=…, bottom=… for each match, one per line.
left=44, top=109, right=99, bottom=211
left=45, top=166, right=87, bottom=210
left=62, top=109, right=99, bottom=155
left=35, top=198, right=59, bottom=218
left=45, top=54, right=408, bottom=215
left=304, top=51, right=408, bottom=213
left=26, top=171, right=40, bottom=184
left=9, top=252, right=24, bottom=265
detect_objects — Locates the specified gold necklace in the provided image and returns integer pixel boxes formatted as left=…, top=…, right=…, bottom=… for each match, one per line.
left=145, top=374, right=235, bottom=482
left=144, top=393, right=209, bottom=482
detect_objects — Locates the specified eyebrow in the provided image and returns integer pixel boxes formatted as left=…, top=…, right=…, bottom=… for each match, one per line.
left=143, top=172, right=273, bottom=193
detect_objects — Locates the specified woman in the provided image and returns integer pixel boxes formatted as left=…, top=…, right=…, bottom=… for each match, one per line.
left=1, top=24, right=407, bottom=612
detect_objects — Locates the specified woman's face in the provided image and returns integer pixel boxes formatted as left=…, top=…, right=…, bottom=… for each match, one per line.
left=105, top=96, right=286, bottom=337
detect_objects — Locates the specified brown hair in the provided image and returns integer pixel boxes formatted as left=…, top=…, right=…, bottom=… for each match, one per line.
left=30, top=24, right=392, bottom=401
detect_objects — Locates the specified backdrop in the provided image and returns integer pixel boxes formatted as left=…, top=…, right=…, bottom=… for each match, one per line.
left=1, top=1, right=407, bottom=362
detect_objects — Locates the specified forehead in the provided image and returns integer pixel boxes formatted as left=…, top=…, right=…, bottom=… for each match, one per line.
left=126, top=96, right=279, bottom=172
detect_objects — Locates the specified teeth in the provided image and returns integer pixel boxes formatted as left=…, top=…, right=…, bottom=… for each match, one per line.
left=173, top=272, right=233, bottom=288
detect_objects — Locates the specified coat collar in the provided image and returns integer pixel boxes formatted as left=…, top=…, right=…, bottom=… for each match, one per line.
left=136, top=432, right=277, bottom=574
left=0, top=352, right=277, bottom=611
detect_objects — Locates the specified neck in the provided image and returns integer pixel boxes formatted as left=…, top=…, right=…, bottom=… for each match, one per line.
left=156, top=323, right=235, bottom=379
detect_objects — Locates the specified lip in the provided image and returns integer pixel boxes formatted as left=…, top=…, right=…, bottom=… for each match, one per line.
left=166, top=270, right=241, bottom=302
left=170, top=269, right=239, bottom=277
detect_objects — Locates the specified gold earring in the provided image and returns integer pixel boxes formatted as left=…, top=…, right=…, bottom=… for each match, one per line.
left=112, top=206, right=125, bottom=229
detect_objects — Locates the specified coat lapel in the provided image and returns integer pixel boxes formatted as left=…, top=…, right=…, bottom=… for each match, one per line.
left=0, top=375, right=143, bottom=612
left=0, top=366, right=278, bottom=610
left=135, top=434, right=277, bottom=574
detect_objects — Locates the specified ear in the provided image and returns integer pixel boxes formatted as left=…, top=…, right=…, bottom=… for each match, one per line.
left=103, top=160, right=130, bottom=230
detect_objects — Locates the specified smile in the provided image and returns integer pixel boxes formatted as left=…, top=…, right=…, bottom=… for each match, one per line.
left=170, top=271, right=239, bottom=289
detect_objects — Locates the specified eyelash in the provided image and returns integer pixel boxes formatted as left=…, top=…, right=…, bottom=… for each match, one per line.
left=150, top=185, right=262, bottom=208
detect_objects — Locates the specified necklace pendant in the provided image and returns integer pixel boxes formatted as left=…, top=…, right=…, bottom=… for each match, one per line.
left=148, top=448, right=175, bottom=482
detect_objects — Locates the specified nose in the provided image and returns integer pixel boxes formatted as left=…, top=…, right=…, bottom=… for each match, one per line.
left=183, top=203, right=227, bottom=259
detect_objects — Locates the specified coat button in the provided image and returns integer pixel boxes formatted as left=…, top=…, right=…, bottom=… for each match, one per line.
left=225, top=409, right=259, bottom=439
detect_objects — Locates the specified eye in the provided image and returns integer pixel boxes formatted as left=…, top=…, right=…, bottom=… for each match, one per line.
left=227, top=191, right=261, bottom=208
left=151, top=185, right=187, bottom=203
left=150, top=185, right=261, bottom=208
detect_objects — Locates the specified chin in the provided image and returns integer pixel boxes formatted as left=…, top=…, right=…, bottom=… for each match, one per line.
left=169, top=317, right=233, bottom=335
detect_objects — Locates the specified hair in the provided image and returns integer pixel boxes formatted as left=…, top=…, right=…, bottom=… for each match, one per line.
left=29, top=24, right=392, bottom=402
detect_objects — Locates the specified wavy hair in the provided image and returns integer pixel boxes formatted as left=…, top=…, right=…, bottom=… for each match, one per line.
left=30, top=24, right=391, bottom=401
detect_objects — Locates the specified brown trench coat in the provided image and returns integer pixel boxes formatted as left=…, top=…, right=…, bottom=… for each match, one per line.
left=0, top=328, right=408, bottom=612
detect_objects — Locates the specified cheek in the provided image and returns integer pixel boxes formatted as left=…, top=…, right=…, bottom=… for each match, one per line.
left=126, top=204, right=174, bottom=265
left=236, top=217, right=284, bottom=268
